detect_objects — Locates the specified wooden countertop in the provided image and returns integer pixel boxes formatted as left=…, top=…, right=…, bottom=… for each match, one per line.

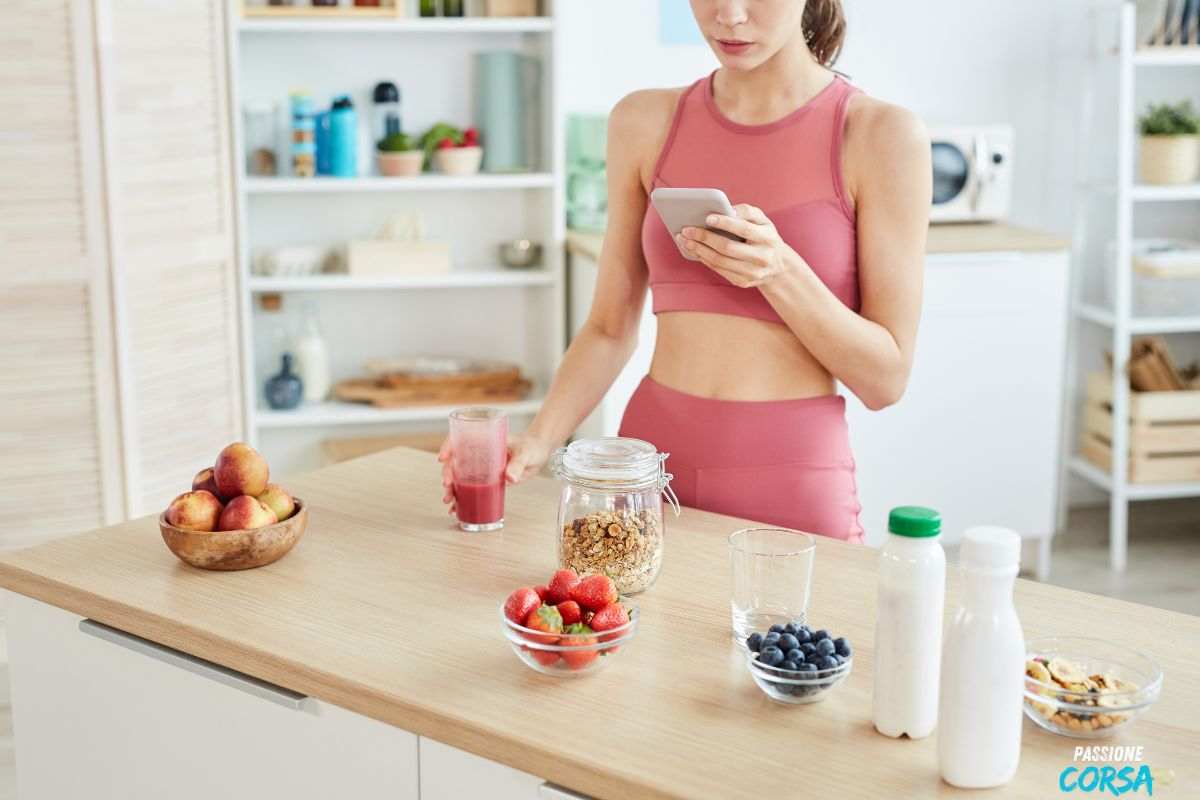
left=567, top=222, right=1069, bottom=262
left=0, top=447, right=1195, bottom=799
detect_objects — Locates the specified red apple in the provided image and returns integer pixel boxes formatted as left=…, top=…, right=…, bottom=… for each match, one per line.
left=165, top=490, right=223, bottom=532
left=191, top=467, right=222, bottom=498
left=256, top=484, right=295, bottom=522
left=214, top=442, right=269, bottom=499
left=217, top=495, right=277, bottom=531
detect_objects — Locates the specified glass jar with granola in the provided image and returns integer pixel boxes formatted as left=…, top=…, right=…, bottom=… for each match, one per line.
left=551, top=437, right=678, bottom=595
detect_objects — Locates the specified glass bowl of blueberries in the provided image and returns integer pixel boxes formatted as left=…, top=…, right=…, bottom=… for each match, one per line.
left=744, top=622, right=852, bottom=704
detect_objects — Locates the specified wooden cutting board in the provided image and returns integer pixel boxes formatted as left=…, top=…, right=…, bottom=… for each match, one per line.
left=333, top=377, right=532, bottom=408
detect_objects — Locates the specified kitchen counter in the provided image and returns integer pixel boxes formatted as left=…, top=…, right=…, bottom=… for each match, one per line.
left=566, top=221, right=1070, bottom=262
left=1, top=447, right=1196, bottom=799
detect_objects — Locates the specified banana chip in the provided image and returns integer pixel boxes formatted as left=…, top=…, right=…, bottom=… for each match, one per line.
left=1026, top=659, right=1052, bottom=683
left=1048, top=657, right=1087, bottom=685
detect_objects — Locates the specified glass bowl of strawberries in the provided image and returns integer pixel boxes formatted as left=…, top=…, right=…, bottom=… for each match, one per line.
left=500, top=570, right=639, bottom=677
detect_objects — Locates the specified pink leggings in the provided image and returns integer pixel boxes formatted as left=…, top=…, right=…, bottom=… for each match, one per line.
left=618, top=376, right=864, bottom=543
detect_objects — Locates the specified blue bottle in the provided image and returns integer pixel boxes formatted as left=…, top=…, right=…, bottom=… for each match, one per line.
left=329, top=96, right=358, bottom=178
left=264, top=353, right=303, bottom=411
left=314, top=110, right=332, bottom=176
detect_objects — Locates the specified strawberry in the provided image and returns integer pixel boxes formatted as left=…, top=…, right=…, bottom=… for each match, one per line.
left=523, top=604, right=563, bottom=645
left=533, top=585, right=549, bottom=602
left=437, top=136, right=455, bottom=150
left=462, top=127, right=480, bottom=146
left=570, top=574, right=618, bottom=611
left=528, top=647, right=560, bottom=667
left=555, top=600, right=582, bottom=626
left=546, top=568, right=581, bottom=605
left=503, top=587, right=542, bottom=624
left=560, top=623, right=598, bottom=670
left=589, top=602, right=631, bottom=652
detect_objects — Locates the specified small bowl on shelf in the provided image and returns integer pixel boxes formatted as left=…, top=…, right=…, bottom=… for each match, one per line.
left=746, top=652, right=853, bottom=704
left=1024, top=636, right=1162, bottom=738
left=378, top=150, right=424, bottom=177
left=433, top=145, right=483, bottom=176
left=159, top=499, right=308, bottom=571
left=499, top=239, right=543, bottom=269
left=499, top=599, right=638, bottom=677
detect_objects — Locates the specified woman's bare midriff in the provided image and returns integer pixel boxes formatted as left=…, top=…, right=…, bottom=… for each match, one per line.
left=648, top=311, right=836, bottom=401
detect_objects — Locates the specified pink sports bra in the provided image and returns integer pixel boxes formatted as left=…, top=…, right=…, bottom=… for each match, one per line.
left=642, top=72, right=862, bottom=323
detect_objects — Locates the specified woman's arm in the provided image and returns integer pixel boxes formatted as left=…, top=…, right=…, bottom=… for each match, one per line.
left=677, top=100, right=931, bottom=410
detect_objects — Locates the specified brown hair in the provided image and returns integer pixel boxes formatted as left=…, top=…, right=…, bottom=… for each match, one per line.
left=802, top=0, right=846, bottom=67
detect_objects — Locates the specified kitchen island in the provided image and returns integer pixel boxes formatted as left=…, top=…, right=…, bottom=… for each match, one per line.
left=0, top=447, right=1196, bottom=799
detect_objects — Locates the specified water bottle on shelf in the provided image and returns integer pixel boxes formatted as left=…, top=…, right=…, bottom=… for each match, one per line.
left=329, top=96, right=358, bottom=178
left=872, top=506, right=945, bottom=740
left=289, top=91, right=315, bottom=178
left=938, top=526, right=1025, bottom=789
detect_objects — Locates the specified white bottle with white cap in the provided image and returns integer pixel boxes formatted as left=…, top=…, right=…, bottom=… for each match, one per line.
left=938, top=526, right=1025, bottom=788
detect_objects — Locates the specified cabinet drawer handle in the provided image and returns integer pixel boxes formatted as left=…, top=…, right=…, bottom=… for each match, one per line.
left=79, top=619, right=308, bottom=710
left=538, top=783, right=592, bottom=800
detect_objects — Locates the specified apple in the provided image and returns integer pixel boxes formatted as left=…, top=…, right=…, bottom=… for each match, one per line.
left=191, top=467, right=222, bottom=498
left=217, top=495, right=278, bottom=532
left=165, top=490, right=223, bottom=532
left=214, top=442, right=269, bottom=499
left=256, top=484, right=295, bottom=522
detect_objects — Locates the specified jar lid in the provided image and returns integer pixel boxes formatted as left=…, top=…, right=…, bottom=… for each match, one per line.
left=888, top=506, right=941, bottom=538
left=556, top=437, right=663, bottom=486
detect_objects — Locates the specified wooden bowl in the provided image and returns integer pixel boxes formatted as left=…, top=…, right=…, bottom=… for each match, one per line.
left=159, top=499, right=308, bottom=571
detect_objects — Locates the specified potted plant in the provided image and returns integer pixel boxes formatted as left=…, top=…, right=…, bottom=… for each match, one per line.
left=377, top=131, right=424, bottom=177
left=1139, top=101, right=1200, bottom=186
left=420, top=122, right=483, bottom=176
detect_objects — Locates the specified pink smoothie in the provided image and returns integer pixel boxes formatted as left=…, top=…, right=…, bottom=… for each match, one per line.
left=455, top=481, right=505, bottom=525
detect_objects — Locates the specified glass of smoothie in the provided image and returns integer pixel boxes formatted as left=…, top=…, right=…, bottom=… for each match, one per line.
left=449, top=407, right=508, bottom=532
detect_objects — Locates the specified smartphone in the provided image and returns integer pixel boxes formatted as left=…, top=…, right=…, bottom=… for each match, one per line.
left=650, top=187, right=743, bottom=261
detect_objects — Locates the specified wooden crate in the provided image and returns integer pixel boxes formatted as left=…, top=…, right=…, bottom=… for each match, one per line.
left=1080, top=373, right=1200, bottom=483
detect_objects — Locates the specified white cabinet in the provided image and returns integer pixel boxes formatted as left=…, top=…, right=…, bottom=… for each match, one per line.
left=419, top=738, right=591, bottom=800
left=568, top=244, right=1070, bottom=572
left=7, top=595, right=418, bottom=800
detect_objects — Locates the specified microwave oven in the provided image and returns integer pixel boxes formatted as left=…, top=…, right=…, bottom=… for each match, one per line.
left=929, top=125, right=1013, bottom=223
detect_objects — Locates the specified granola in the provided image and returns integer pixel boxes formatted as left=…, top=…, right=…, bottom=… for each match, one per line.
left=559, top=509, right=663, bottom=594
left=1024, top=656, right=1136, bottom=731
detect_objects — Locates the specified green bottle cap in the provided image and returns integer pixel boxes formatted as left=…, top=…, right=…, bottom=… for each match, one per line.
left=888, top=506, right=941, bottom=538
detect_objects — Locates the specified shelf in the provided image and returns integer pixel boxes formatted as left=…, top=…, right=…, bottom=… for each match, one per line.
left=248, top=271, right=554, bottom=291
left=1132, top=183, right=1200, bottom=202
left=237, top=16, right=553, bottom=33
left=1069, top=456, right=1200, bottom=501
left=244, top=174, right=555, bottom=194
left=1074, top=303, right=1200, bottom=334
left=1134, top=47, right=1200, bottom=66
left=255, top=397, right=543, bottom=428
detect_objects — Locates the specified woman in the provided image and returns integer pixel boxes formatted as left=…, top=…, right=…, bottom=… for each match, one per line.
left=443, top=0, right=930, bottom=542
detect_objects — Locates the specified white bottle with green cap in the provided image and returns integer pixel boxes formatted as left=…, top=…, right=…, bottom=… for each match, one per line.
left=938, top=526, right=1025, bottom=788
left=872, top=506, right=945, bottom=739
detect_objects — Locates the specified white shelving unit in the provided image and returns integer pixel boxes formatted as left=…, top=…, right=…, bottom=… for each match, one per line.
left=224, top=2, right=564, bottom=472
left=1066, top=2, right=1200, bottom=571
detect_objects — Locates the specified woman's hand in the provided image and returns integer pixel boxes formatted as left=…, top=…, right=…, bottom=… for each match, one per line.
left=438, top=434, right=554, bottom=516
left=675, top=204, right=796, bottom=289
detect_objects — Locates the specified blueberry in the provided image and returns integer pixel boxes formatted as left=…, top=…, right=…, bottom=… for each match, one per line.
left=759, top=646, right=784, bottom=667
left=816, top=638, right=836, bottom=656
left=800, top=642, right=818, bottom=658
left=816, top=655, right=838, bottom=671
left=783, top=622, right=799, bottom=635
left=746, top=632, right=764, bottom=652
left=833, top=637, right=851, bottom=657
left=798, top=662, right=818, bottom=673
left=780, top=660, right=798, bottom=672
left=812, top=629, right=830, bottom=642
left=785, top=648, right=805, bottom=664
left=768, top=624, right=786, bottom=634
left=777, top=633, right=799, bottom=652
left=794, top=628, right=812, bottom=644
left=762, top=632, right=782, bottom=649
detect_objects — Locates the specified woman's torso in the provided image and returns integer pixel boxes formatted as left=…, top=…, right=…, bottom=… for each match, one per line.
left=639, top=72, right=860, bottom=401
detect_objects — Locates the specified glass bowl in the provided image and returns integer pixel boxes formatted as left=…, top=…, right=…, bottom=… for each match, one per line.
left=1024, top=636, right=1163, bottom=738
left=746, top=652, right=853, bottom=704
left=499, top=599, right=638, bottom=677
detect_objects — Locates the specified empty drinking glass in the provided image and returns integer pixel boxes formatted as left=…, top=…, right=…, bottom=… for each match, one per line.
left=449, top=407, right=507, bottom=532
left=729, top=528, right=815, bottom=645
